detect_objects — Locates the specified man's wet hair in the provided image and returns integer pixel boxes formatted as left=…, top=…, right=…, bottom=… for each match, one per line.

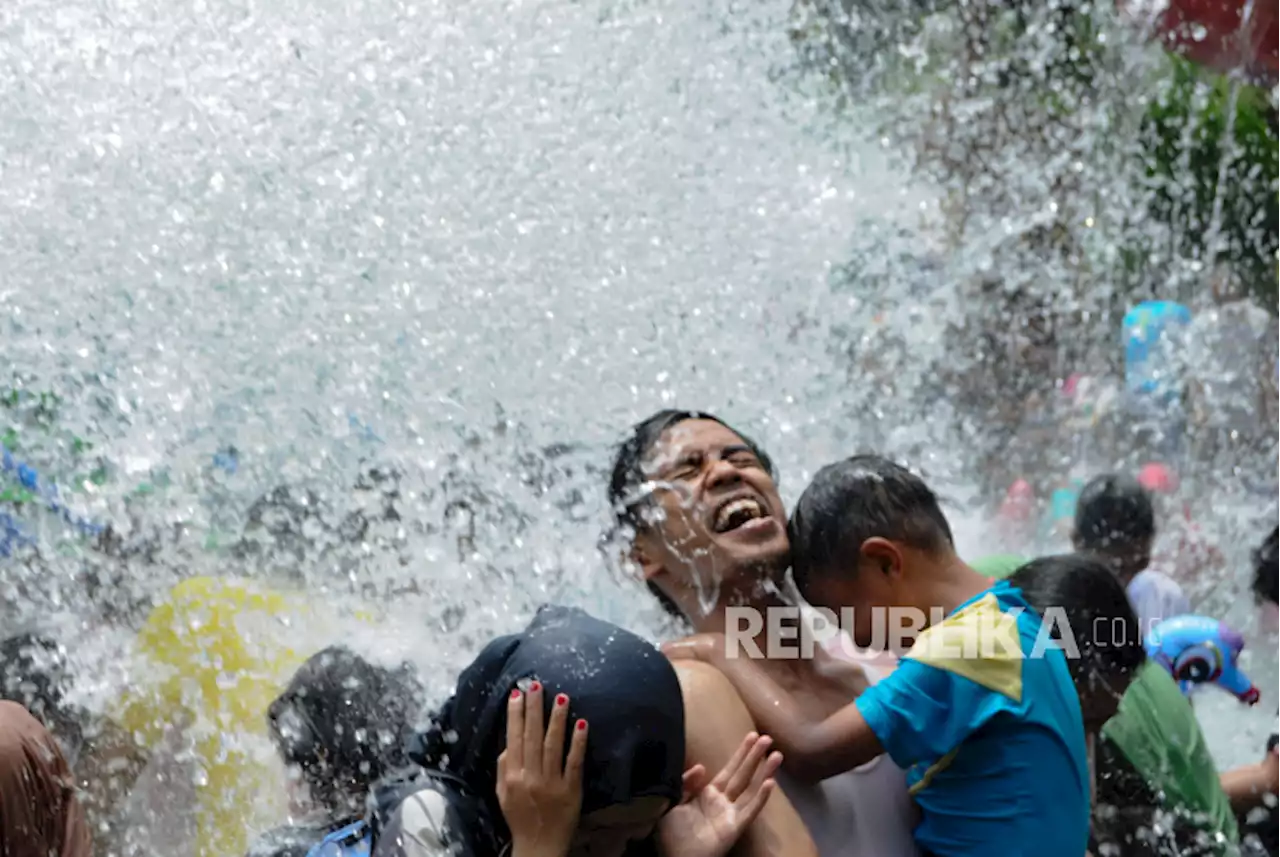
left=267, top=646, right=424, bottom=815
left=607, top=409, right=776, bottom=619
left=1007, top=554, right=1146, bottom=687
left=788, top=455, right=954, bottom=592
left=1253, top=526, right=1278, bottom=606
left=1073, top=473, right=1156, bottom=555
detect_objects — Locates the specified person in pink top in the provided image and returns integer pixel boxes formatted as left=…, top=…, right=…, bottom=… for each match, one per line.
left=993, top=479, right=1038, bottom=554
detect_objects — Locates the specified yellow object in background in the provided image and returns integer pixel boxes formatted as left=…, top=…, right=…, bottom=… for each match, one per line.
left=115, top=576, right=312, bottom=857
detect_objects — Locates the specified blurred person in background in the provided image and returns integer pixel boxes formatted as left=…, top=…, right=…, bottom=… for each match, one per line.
left=1137, top=462, right=1225, bottom=599
left=1122, top=298, right=1194, bottom=466
left=1186, top=268, right=1279, bottom=486
left=0, top=632, right=148, bottom=857
left=0, top=699, right=92, bottom=857
left=992, top=478, right=1038, bottom=555
left=1252, top=527, right=1279, bottom=637
left=248, top=646, right=424, bottom=857
left=112, top=576, right=314, bottom=857
left=1072, top=473, right=1190, bottom=632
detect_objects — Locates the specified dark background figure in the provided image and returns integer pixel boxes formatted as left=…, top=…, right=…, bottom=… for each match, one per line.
left=0, top=699, right=92, bottom=857
left=249, top=645, right=425, bottom=857
left=1071, top=473, right=1190, bottom=631
left=1252, top=527, right=1278, bottom=621
left=1239, top=526, right=1280, bottom=854
left=0, top=632, right=148, bottom=857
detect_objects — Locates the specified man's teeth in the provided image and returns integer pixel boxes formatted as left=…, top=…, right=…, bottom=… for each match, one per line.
left=715, top=498, right=764, bottom=532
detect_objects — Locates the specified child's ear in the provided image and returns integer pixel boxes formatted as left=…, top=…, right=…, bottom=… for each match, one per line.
left=860, top=537, right=903, bottom=577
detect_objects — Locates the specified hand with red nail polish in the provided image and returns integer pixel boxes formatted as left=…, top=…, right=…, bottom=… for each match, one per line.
left=497, top=681, right=588, bottom=857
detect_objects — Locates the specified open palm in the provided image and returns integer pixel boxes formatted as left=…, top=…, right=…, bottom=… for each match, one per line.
left=656, top=733, right=782, bottom=857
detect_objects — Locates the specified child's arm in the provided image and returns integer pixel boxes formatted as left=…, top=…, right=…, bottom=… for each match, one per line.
left=1220, top=748, right=1278, bottom=816
left=664, top=636, right=885, bottom=782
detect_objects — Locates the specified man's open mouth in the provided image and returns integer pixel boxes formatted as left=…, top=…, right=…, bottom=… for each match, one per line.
left=712, top=496, right=768, bottom=533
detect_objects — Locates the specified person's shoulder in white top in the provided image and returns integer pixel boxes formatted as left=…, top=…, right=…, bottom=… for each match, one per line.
left=1127, top=568, right=1191, bottom=636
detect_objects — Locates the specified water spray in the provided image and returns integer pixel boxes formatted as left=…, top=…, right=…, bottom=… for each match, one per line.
left=0, top=443, right=106, bottom=553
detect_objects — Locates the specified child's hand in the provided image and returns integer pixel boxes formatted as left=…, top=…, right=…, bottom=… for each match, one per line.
left=657, top=733, right=782, bottom=857
left=497, top=683, right=588, bottom=857
left=662, top=633, right=726, bottom=664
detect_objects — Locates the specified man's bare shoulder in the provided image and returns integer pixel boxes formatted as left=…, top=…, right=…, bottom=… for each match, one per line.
left=671, top=658, right=737, bottom=697
left=669, top=658, right=773, bottom=720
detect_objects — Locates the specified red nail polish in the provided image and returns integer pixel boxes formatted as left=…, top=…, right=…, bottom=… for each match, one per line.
left=529, top=681, right=541, bottom=693
left=576, top=719, right=587, bottom=731
left=510, top=688, right=521, bottom=700
left=555, top=693, right=568, bottom=707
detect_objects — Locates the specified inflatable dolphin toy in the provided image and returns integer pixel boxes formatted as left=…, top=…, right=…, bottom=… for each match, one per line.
left=1145, top=615, right=1260, bottom=705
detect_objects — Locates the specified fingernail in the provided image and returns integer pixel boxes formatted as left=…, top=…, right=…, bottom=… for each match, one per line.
left=576, top=719, right=587, bottom=731
left=555, top=693, right=568, bottom=707
left=529, top=681, right=541, bottom=693
left=510, top=689, right=521, bottom=700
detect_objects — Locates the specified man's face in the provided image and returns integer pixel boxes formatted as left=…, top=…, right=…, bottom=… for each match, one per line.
left=632, top=420, right=788, bottom=605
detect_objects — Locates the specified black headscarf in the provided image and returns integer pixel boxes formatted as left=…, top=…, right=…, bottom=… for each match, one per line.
left=387, top=605, right=686, bottom=855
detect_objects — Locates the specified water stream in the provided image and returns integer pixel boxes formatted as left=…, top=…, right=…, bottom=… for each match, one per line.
left=0, top=0, right=1275, bottom=848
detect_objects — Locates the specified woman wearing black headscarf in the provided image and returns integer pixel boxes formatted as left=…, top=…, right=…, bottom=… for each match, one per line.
left=371, top=605, right=780, bottom=857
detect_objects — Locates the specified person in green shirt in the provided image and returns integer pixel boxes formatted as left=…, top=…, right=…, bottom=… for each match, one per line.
left=1097, top=661, right=1241, bottom=854
left=1007, top=555, right=1239, bottom=856
left=969, top=553, right=1025, bottom=581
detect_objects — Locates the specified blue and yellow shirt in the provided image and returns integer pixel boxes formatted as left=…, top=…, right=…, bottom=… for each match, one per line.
left=855, top=581, right=1090, bottom=857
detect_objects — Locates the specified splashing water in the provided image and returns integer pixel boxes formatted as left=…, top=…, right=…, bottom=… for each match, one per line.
left=1, top=0, right=929, bottom=622
left=0, top=0, right=1275, bottom=850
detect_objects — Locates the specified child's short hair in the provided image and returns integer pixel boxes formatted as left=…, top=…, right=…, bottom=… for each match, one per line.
left=1007, top=555, right=1147, bottom=686
left=1253, top=526, right=1278, bottom=606
left=267, top=646, right=423, bottom=813
left=789, top=455, right=954, bottom=592
left=1073, top=474, right=1156, bottom=556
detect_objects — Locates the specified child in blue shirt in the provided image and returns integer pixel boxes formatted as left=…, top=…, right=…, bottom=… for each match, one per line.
left=666, top=455, right=1091, bottom=857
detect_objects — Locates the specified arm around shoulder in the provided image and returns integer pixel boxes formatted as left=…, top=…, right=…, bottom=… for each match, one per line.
left=672, top=638, right=883, bottom=781
left=671, top=661, right=819, bottom=857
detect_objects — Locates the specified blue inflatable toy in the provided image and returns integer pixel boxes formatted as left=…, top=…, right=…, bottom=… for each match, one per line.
left=1145, top=615, right=1260, bottom=705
